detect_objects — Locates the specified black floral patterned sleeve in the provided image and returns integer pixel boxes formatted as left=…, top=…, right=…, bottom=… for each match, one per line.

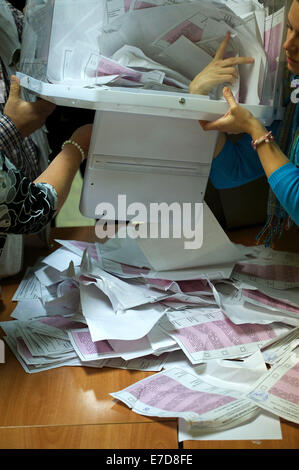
left=0, top=152, right=57, bottom=253
left=6, top=0, right=24, bottom=41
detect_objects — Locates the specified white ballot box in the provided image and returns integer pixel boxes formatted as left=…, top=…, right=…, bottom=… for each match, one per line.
left=18, top=0, right=287, bottom=221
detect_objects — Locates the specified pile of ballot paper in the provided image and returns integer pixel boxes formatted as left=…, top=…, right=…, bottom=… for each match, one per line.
left=45, top=0, right=286, bottom=105
left=1, top=216, right=299, bottom=441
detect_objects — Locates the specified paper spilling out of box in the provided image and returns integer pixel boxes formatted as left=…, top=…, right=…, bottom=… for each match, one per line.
left=135, top=203, right=244, bottom=273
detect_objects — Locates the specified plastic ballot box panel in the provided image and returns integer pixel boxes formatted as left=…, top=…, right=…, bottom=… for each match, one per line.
left=18, top=0, right=287, bottom=121
left=79, top=111, right=218, bottom=220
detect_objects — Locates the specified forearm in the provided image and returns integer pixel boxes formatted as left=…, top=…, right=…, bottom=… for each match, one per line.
left=249, top=121, right=289, bottom=178
left=34, top=144, right=82, bottom=212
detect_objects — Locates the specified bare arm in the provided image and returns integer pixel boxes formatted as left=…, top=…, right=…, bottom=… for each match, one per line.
left=249, top=124, right=289, bottom=178
left=34, top=124, right=92, bottom=212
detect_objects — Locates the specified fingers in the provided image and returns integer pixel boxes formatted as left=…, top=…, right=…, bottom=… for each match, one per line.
left=222, top=56, right=255, bottom=66
left=8, top=75, right=21, bottom=100
left=214, top=32, right=231, bottom=60
left=8, top=76, right=55, bottom=117
left=223, top=86, right=237, bottom=107
left=221, top=67, right=238, bottom=77
left=200, top=88, right=236, bottom=132
left=216, top=67, right=238, bottom=81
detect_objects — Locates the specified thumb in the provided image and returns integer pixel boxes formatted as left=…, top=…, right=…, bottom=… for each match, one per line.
left=223, top=86, right=237, bottom=108
left=8, top=75, right=21, bottom=100
left=198, top=120, right=210, bottom=129
left=201, top=117, right=224, bottom=131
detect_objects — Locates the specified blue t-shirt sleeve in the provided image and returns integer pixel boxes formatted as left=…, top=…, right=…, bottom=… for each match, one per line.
left=268, top=162, right=299, bottom=226
left=209, top=133, right=265, bottom=189
left=209, top=122, right=281, bottom=189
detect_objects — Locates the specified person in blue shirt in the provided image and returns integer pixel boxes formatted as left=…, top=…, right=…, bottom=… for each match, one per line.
left=190, top=0, right=299, bottom=245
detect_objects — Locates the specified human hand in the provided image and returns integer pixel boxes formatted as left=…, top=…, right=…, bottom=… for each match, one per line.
left=200, top=87, right=264, bottom=136
left=4, top=75, right=56, bottom=138
left=70, top=124, right=93, bottom=157
left=189, top=32, right=255, bottom=96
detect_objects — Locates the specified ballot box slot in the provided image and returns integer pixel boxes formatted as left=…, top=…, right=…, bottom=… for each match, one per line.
left=91, top=155, right=210, bottom=176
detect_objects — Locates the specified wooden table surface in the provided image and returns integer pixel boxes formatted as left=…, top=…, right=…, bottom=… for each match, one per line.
left=0, top=225, right=298, bottom=450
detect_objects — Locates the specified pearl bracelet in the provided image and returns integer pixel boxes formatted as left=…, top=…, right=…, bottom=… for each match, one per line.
left=251, top=131, right=274, bottom=151
left=61, top=139, right=85, bottom=162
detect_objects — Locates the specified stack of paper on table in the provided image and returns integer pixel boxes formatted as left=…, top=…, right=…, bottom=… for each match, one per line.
left=1, top=203, right=299, bottom=442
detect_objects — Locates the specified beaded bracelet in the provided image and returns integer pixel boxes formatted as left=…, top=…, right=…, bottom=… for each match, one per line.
left=251, top=131, right=274, bottom=151
left=61, top=139, right=85, bottom=162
